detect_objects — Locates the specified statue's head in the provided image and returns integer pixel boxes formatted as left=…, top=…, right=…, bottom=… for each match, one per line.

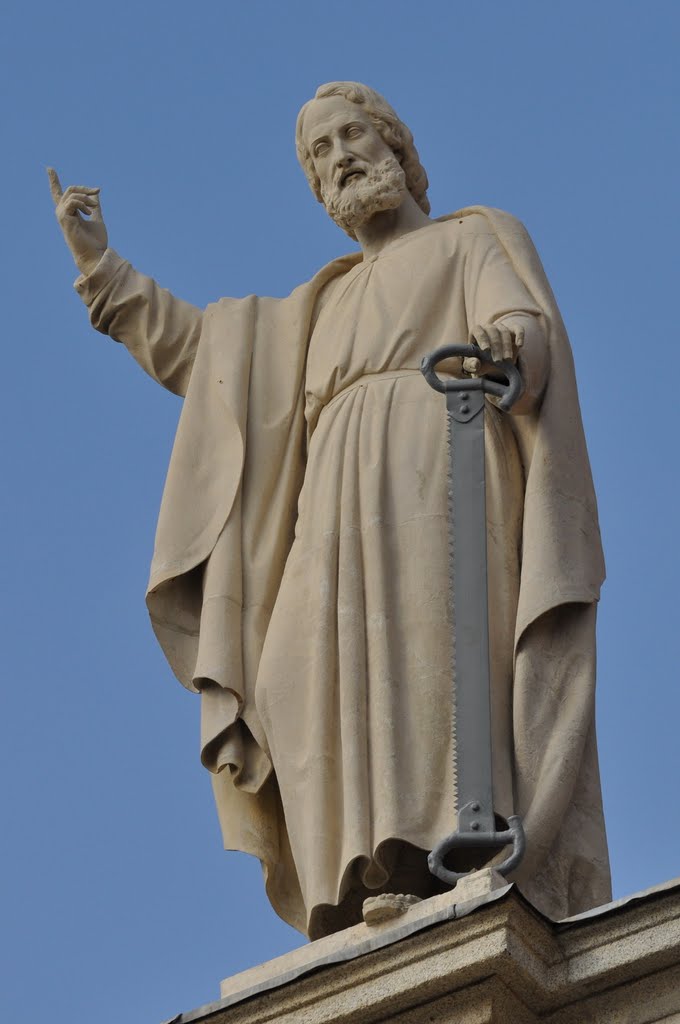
left=296, top=82, right=430, bottom=239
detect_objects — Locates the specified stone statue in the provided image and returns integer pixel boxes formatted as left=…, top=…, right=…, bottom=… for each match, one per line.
left=49, top=81, right=611, bottom=940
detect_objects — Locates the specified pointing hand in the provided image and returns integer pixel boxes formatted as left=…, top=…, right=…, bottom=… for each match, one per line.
left=48, top=167, right=108, bottom=277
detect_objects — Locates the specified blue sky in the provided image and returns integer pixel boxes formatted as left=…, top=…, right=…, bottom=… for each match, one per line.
left=2, top=2, right=679, bottom=1022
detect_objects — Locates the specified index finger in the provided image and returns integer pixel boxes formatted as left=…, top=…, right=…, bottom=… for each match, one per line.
left=47, top=166, right=63, bottom=204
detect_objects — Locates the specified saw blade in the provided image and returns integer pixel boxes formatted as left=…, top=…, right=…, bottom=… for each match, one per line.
left=445, top=386, right=496, bottom=835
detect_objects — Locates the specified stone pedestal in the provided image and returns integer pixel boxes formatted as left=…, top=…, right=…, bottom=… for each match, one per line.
left=171, top=875, right=680, bottom=1023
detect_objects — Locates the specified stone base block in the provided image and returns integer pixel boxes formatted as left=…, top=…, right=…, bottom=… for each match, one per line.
left=170, top=874, right=680, bottom=1024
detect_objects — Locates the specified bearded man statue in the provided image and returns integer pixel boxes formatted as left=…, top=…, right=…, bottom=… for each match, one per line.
left=49, top=81, right=611, bottom=940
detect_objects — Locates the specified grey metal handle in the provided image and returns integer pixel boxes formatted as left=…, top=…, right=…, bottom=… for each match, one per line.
left=427, top=815, right=526, bottom=887
left=420, top=343, right=523, bottom=413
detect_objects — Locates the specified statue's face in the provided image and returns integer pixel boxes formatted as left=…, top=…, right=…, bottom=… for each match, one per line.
left=302, top=96, right=394, bottom=195
left=301, top=95, right=407, bottom=235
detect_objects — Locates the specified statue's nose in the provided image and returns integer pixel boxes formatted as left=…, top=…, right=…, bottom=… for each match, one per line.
left=333, top=140, right=355, bottom=169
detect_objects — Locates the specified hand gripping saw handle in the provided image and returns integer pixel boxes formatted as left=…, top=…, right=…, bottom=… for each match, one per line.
left=420, top=343, right=526, bottom=887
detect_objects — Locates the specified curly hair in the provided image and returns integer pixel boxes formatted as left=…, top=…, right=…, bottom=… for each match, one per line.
left=296, top=81, right=430, bottom=215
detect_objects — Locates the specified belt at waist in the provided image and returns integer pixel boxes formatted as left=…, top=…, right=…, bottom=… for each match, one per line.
left=323, top=367, right=457, bottom=412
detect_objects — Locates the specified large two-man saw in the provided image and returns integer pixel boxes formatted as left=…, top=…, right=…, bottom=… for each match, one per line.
left=421, top=343, right=526, bottom=887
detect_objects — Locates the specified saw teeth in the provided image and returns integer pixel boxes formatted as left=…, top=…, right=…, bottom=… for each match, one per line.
left=447, top=414, right=458, bottom=813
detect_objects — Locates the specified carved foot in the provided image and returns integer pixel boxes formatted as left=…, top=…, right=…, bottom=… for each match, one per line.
left=362, top=893, right=422, bottom=926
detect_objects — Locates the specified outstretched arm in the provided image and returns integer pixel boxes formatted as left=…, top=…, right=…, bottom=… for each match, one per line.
left=48, top=168, right=202, bottom=397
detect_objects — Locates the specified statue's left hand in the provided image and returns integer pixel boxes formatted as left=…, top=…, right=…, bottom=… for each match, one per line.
left=464, top=322, right=524, bottom=373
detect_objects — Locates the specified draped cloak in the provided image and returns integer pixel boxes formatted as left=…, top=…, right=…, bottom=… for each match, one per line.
left=76, top=207, right=611, bottom=937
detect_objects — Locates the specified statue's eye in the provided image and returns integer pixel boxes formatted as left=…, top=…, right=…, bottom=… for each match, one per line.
left=314, top=142, right=329, bottom=158
left=346, top=126, right=363, bottom=139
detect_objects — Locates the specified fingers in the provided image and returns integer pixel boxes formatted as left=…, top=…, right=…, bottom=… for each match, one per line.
left=62, top=184, right=100, bottom=199
left=469, top=323, right=523, bottom=363
left=68, top=188, right=103, bottom=221
left=55, top=184, right=101, bottom=220
left=90, top=194, right=103, bottom=221
left=470, top=324, right=500, bottom=361
left=63, top=196, right=98, bottom=217
left=497, top=325, right=512, bottom=362
left=462, top=356, right=481, bottom=375
left=47, top=167, right=63, bottom=204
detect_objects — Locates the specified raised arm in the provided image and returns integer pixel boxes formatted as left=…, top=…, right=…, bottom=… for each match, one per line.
left=48, top=168, right=201, bottom=397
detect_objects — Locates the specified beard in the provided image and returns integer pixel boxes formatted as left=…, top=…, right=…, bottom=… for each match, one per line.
left=320, top=154, right=407, bottom=237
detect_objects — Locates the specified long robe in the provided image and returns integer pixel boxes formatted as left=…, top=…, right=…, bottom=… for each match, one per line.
left=76, top=208, right=611, bottom=937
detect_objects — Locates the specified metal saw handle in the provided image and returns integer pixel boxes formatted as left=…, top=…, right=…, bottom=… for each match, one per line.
left=420, top=343, right=523, bottom=413
left=427, top=815, right=526, bottom=887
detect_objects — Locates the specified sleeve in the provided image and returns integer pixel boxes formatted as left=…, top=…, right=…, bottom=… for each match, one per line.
left=464, top=227, right=549, bottom=414
left=74, top=248, right=203, bottom=398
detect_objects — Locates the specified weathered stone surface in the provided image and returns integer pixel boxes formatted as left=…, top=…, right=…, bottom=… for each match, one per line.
left=173, top=876, right=680, bottom=1024
left=363, top=892, right=424, bottom=925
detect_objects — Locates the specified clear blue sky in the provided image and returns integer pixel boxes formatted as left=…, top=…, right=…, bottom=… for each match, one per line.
left=2, top=2, right=679, bottom=1022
